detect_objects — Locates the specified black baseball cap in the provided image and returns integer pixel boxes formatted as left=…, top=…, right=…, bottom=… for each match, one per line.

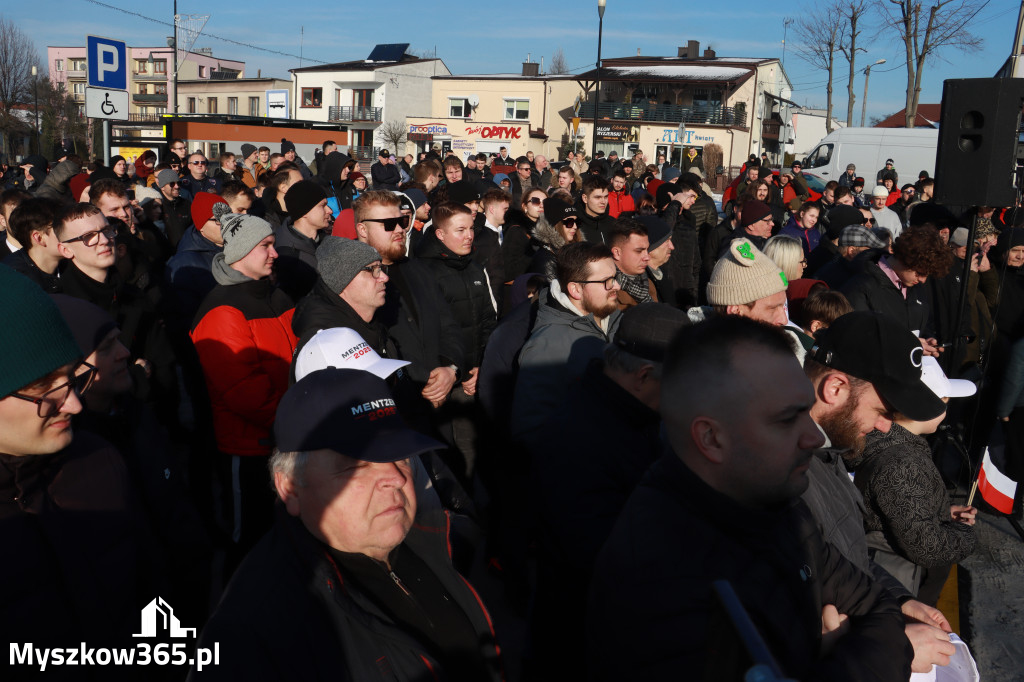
left=447, top=180, right=481, bottom=205
left=274, top=368, right=443, bottom=462
left=809, top=312, right=945, bottom=421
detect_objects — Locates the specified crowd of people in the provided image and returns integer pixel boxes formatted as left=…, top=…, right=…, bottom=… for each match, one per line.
left=2, top=134, right=1022, bottom=680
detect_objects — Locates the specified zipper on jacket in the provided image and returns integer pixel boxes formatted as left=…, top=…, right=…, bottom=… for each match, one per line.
left=389, top=570, right=412, bottom=596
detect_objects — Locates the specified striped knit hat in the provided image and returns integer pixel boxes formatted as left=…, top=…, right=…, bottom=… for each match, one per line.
left=707, top=238, right=789, bottom=306
left=0, top=265, right=82, bottom=397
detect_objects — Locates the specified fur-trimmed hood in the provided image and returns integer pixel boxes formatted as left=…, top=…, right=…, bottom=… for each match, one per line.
left=531, top=214, right=568, bottom=250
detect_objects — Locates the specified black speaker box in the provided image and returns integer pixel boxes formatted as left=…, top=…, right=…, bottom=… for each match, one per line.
left=934, top=78, right=1024, bottom=207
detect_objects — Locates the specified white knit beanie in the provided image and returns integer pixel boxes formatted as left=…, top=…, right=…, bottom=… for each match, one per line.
left=707, top=238, right=789, bottom=306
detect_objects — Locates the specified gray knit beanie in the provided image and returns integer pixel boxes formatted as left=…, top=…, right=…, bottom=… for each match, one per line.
left=215, top=203, right=273, bottom=264
left=316, top=236, right=382, bottom=295
left=707, top=238, right=789, bottom=306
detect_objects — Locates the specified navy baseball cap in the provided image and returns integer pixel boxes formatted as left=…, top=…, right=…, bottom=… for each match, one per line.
left=809, top=311, right=945, bottom=421
left=274, top=368, right=442, bottom=462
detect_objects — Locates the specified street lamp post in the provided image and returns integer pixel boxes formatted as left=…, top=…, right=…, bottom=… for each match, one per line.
left=860, top=58, right=886, bottom=127
left=31, top=65, right=40, bottom=155
left=591, top=0, right=606, bottom=160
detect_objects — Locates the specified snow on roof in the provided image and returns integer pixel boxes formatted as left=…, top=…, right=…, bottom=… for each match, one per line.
left=602, top=65, right=750, bottom=81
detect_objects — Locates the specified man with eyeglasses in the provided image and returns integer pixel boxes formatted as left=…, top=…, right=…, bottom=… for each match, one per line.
left=512, top=241, right=622, bottom=447
left=55, top=203, right=119, bottom=307
left=179, top=152, right=222, bottom=202
left=355, top=190, right=465, bottom=411
left=509, top=156, right=539, bottom=207
left=724, top=198, right=773, bottom=254
left=0, top=263, right=160, bottom=661
left=191, top=209, right=297, bottom=573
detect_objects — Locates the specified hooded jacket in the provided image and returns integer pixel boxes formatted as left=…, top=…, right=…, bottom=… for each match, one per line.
left=34, top=160, right=81, bottom=204
left=527, top=214, right=570, bottom=281
left=318, top=151, right=358, bottom=210
left=190, top=270, right=297, bottom=456
left=415, top=235, right=497, bottom=369
left=511, top=281, right=621, bottom=440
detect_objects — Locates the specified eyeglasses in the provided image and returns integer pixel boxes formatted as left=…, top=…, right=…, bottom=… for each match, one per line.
left=9, top=362, right=96, bottom=418
left=527, top=197, right=544, bottom=206
left=61, top=226, right=117, bottom=247
left=574, top=274, right=619, bottom=291
left=190, top=160, right=207, bottom=166
left=361, top=263, right=389, bottom=279
left=362, top=216, right=407, bottom=232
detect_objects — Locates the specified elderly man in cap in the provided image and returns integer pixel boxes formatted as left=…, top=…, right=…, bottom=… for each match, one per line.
left=532, top=303, right=689, bottom=676
left=190, top=368, right=502, bottom=681
left=274, top=180, right=333, bottom=299
left=191, top=208, right=297, bottom=569
left=723, top=198, right=774, bottom=254
left=870, top=185, right=903, bottom=238
left=817, top=223, right=888, bottom=290
left=588, top=314, right=912, bottom=680
left=371, top=148, right=401, bottom=191
left=802, top=310, right=960, bottom=673
left=705, top=237, right=789, bottom=327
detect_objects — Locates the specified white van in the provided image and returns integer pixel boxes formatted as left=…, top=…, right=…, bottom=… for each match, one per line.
left=801, top=127, right=939, bottom=184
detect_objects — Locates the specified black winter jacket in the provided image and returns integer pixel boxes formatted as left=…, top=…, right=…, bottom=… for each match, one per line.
left=2, top=249, right=62, bottom=292
left=370, top=161, right=401, bottom=191
left=189, top=511, right=502, bottom=682
left=162, top=194, right=193, bottom=249
left=273, top=221, right=321, bottom=301
left=588, top=451, right=912, bottom=681
left=575, top=206, right=613, bottom=244
left=842, top=253, right=932, bottom=336
left=660, top=200, right=701, bottom=308
left=415, top=236, right=496, bottom=369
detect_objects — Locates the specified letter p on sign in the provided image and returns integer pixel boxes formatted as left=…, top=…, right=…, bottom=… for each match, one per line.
left=87, top=35, right=127, bottom=91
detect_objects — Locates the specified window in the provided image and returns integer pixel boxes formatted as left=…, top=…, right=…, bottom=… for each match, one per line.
left=228, top=97, right=238, bottom=115
left=354, top=89, right=374, bottom=107
left=72, top=82, right=85, bottom=95
left=503, top=99, right=529, bottom=121
left=301, top=88, right=322, bottom=107
left=249, top=97, right=259, bottom=116
left=138, top=84, right=148, bottom=94
left=69, top=58, right=86, bottom=71
left=449, top=97, right=470, bottom=118
left=155, top=83, right=167, bottom=95
left=187, top=97, right=196, bottom=114
left=54, top=59, right=64, bottom=72
left=154, top=106, right=166, bottom=115
left=805, top=143, right=833, bottom=169
left=134, top=59, right=148, bottom=74
left=207, top=97, right=218, bottom=114
left=153, top=59, right=167, bottom=74
left=199, top=65, right=207, bottom=78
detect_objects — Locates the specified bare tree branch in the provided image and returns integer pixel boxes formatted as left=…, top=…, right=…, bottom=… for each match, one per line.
left=875, top=0, right=985, bottom=126
left=0, top=15, right=40, bottom=155
left=838, top=0, right=870, bottom=127
left=549, top=48, right=569, bottom=75
left=378, top=120, right=407, bottom=157
left=793, top=0, right=845, bottom=133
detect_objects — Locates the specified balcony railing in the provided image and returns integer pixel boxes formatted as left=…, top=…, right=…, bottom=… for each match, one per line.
left=133, top=93, right=169, bottom=103
left=762, top=119, right=782, bottom=140
left=328, top=106, right=383, bottom=123
left=64, top=69, right=87, bottom=79
left=349, top=145, right=380, bottom=161
left=579, top=102, right=747, bottom=127
left=133, top=72, right=168, bottom=80
left=126, top=114, right=165, bottom=123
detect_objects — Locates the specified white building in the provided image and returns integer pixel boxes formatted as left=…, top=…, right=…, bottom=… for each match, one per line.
left=791, top=108, right=846, bottom=159
left=290, top=44, right=449, bottom=159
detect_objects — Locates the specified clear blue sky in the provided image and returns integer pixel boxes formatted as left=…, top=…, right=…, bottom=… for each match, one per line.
left=9, top=0, right=1017, bottom=124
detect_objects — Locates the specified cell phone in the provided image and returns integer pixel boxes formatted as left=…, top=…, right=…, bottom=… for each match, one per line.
left=125, top=189, right=135, bottom=201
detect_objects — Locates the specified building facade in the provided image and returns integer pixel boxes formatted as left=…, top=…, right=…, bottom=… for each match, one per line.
left=177, top=77, right=292, bottom=119
left=290, top=44, right=449, bottom=160
left=47, top=45, right=245, bottom=118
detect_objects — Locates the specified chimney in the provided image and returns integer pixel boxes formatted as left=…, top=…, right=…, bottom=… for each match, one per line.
left=522, top=62, right=539, bottom=77
left=257, top=68, right=261, bottom=77
left=637, top=48, right=641, bottom=56
left=677, top=40, right=700, bottom=58
left=704, top=47, right=716, bottom=59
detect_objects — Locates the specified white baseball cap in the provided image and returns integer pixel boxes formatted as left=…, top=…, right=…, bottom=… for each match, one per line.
left=294, top=327, right=409, bottom=381
left=920, top=355, right=976, bottom=400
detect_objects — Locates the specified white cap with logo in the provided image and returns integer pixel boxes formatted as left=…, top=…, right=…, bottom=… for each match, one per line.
left=294, top=327, right=410, bottom=382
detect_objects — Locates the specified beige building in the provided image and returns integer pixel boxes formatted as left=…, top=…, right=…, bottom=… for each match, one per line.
left=406, top=65, right=582, bottom=162
left=177, top=76, right=292, bottom=118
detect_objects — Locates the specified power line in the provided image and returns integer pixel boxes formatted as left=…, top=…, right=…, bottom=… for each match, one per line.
left=83, top=0, right=328, bottom=64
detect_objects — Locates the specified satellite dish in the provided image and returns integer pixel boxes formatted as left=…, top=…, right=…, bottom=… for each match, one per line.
left=468, top=95, right=480, bottom=107
left=576, top=125, right=587, bottom=138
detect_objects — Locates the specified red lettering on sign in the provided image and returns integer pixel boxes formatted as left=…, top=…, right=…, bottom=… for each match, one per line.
left=473, top=125, right=523, bottom=140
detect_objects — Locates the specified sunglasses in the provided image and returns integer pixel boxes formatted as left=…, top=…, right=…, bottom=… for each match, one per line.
left=190, top=160, right=207, bottom=166
left=527, top=197, right=544, bottom=206
left=363, top=216, right=408, bottom=232
left=61, top=226, right=117, bottom=247
left=562, top=217, right=578, bottom=227
left=9, top=362, right=96, bottom=418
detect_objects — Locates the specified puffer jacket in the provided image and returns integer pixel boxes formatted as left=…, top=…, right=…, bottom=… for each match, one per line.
left=511, top=281, right=620, bottom=440
left=857, top=424, right=976, bottom=571
left=414, top=236, right=496, bottom=369
left=527, top=214, right=570, bottom=281
left=190, top=265, right=297, bottom=456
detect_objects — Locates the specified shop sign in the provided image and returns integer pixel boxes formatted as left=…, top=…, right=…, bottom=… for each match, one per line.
left=409, top=122, right=449, bottom=135
left=596, top=123, right=639, bottom=142
left=464, top=125, right=523, bottom=139
left=660, top=129, right=716, bottom=144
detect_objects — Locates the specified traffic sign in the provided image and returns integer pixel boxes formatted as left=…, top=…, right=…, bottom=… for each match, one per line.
left=572, top=117, right=580, bottom=137
left=87, top=35, right=127, bottom=90
left=573, top=95, right=582, bottom=118
left=86, top=88, right=129, bottom=120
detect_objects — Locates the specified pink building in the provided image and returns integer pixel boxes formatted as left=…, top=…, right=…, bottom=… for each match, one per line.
left=48, top=45, right=245, bottom=119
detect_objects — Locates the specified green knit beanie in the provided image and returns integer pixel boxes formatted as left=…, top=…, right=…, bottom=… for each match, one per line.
left=0, top=265, right=82, bottom=397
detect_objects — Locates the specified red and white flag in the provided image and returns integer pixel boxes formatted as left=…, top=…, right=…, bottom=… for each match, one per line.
left=979, top=450, right=1018, bottom=515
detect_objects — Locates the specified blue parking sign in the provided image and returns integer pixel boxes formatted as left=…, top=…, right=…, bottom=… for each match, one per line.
left=87, top=36, right=127, bottom=90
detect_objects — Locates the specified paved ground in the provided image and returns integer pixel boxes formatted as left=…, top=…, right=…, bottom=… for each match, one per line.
left=958, top=510, right=1024, bottom=680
